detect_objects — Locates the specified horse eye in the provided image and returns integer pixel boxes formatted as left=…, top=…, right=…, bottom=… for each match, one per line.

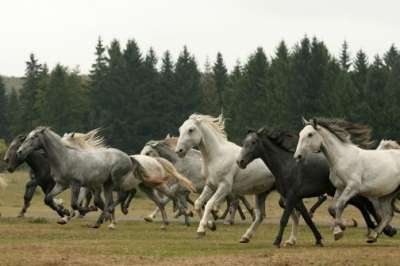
left=308, top=133, right=313, bottom=138
left=252, top=141, right=256, bottom=145
left=188, top=128, right=194, bottom=134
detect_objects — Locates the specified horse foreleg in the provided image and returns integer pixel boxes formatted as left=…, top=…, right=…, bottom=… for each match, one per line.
left=333, top=184, right=359, bottom=241
left=45, top=183, right=69, bottom=222
left=367, top=196, right=396, bottom=243
left=240, top=191, right=269, bottom=243
left=296, top=200, right=323, bottom=247
left=197, top=183, right=230, bottom=236
left=309, top=195, right=327, bottom=218
left=18, top=179, right=38, bottom=218
left=194, top=184, right=215, bottom=219
left=225, top=197, right=239, bottom=225
left=285, top=209, right=300, bottom=246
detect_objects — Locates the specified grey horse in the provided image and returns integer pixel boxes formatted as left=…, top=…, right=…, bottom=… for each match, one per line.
left=16, top=127, right=136, bottom=228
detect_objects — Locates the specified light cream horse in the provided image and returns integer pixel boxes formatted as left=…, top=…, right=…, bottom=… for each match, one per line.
left=62, top=129, right=196, bottom=229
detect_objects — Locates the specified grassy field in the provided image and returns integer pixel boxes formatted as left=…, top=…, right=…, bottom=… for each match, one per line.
left=0, top=171, right=400, bottom=265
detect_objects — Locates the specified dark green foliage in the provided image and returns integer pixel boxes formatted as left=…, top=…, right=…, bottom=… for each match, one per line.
left=3, top=37, right=400, bottom=150
left=0, top=76, right=9, bottom=139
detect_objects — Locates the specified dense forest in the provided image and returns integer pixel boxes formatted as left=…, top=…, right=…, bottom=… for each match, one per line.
left=1, top=36, right=400, bottom=153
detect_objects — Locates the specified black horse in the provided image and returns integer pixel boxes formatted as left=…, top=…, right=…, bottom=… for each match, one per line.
left=3, top=134, right=132, bottom=218
left=237, top=128, right=396, bottom=247
left=4, top=134, right=70, bottom=218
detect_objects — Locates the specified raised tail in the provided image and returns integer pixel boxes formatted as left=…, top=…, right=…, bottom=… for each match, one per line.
left=130, top=157, right=148, bottom=181
left=154, top=157, right=196, bottom=193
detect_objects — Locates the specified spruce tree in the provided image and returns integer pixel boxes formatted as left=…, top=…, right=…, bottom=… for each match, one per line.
left=174, top=46, right=201, bottom=124
left=200, top=58, right=218, bottom=115
left=0, top=76, right=9, bottom=139
left=339, top=41, right=351, bottom=71
left=212, top=52, right=228, bottom=111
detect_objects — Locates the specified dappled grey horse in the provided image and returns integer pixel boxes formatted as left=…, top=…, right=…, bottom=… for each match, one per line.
left=16, top=127, right=135, bottom=228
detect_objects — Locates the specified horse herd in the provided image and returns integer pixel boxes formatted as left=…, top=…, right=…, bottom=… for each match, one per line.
left=2, top=113, right=400, bottom=248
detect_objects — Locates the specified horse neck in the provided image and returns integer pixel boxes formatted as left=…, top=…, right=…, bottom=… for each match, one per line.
left=318, top=127, right=353, bottom=167
left=260, top=138, right=294, bottom=179
left=41, top=130, right=70, bottom=173
left=197, top=123, right=226, bottom=163
left=156, top=144, right=179, bottom=164
left=25, top=152, right=45, bottom=173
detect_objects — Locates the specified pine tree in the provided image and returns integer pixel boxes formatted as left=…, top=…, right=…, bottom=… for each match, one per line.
left=0, top=76, right=9, bottom=139
left=174, top=46, right=201, bottom=124
left=159, top=51, right=177, bottom=134
left=383, top=45, right=399, bottom=70
left=212, top=52, right=228, bottom=111
left=19, top=54, right=44, bottom=132
left=268, top=41, right=291, bottom=127
left=89, top=37, right=109, bottom=128
left=339, top=41, right=351, bottom=71
left=7, top=88, right=20, bottom=136
left=200, top=58, right=218, bottom=114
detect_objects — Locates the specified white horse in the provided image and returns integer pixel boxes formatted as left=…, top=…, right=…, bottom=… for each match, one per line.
left=175, top=114, right=277, bottom=242
left=294, top=118, right=400, bottom=243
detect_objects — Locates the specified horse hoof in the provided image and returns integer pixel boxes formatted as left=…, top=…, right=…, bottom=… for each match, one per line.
left=160, top=224, right=167, bottom=230
left=89, top=206, right=98, bottom=212
left=367, top=230, right=378, bottom=243
left=383, top=226, right=397, bottom=237
left=333, top=227, right=344, bottom=241
left=144, top=217, right=153, bottom=223
left=108, top=224, right=116, bottom=230
left=207, top=221, right=216, bottom=231
left=315, top=241, right=324, bottom=247
left=57, top=216, right=69, bottom=225
left=239, top=237, right=250, bottom=243
left=284, top=239, right=296, bottom=247
left=273, top=242, right=282, bottom=248
left=88, top=224, right=100, bottom=229
left=17, top=213, right=25, bottom=218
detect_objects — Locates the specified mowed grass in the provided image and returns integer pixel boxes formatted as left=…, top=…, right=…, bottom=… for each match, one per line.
left=0, top=171, right=400, bottom=265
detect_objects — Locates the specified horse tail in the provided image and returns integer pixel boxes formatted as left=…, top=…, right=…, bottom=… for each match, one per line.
left=130, top=157, right=148, bottom=181
left=0, top=175, right=7, bottom=190
left=154, top=157, right=196, bottom=193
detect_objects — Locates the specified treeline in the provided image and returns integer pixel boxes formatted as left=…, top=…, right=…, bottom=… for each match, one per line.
left=1, top=36, right=400, bottom=152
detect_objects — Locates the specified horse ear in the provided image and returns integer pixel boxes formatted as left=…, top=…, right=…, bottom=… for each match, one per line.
left=247, top=129, right=256, bottom=134
left=165, top=134, right=171, bottom=139
left=311, top=118, right=318, bottom=129
left=71, top=133, right=75, bottom=138
left=302, top=116, right=310, bottom=125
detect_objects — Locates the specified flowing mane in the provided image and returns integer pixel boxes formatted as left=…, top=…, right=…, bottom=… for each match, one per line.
left=189, top=113, right=227, bottom=139
left=312, top=117, right=374, bottom=149
left=62, top=128, right=107, bottom=150
left=258, top=128, right=298, bottom=152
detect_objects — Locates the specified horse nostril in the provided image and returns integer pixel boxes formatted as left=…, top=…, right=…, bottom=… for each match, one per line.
left=178, top=149, right=183, bottom=153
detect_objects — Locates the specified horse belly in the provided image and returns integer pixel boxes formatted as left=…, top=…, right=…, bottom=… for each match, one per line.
left=232, top=170, right=274, bottom=195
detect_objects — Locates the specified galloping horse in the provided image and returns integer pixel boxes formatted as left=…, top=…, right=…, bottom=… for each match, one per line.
left=237, top=127, right=396, bottom=247
left=294, top=118, right=400, bottom=243
left=141, top=135, right=255, bottom=225
left=175, top=114, right=278, bottom=242
left=62, top=130, right=196, bottom=229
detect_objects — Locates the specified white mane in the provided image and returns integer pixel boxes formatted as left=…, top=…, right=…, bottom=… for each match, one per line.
left=62, top=128, right=107, bottom=150
left=189, top=113, right=227, bottom=139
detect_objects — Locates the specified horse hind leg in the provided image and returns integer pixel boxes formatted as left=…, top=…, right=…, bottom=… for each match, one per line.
left=285, top=209, right=300, bottom=247
left=240, top=191, right=269, bottom=243
left=140, top=184, right=169, bottom=229
left=18, top=179, right=38, bottom=218
left=296, top=200, right=323, bottom=247
left=367, top=196, right=396, bottom=243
